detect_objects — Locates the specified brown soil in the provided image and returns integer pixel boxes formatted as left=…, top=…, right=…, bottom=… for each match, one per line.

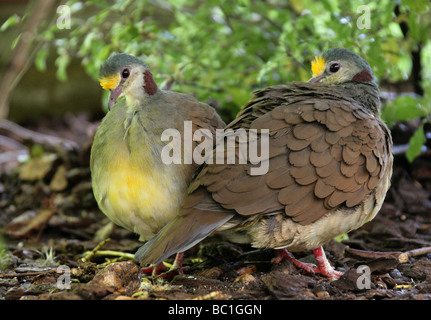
left=0, top=115, right=430, bottom=300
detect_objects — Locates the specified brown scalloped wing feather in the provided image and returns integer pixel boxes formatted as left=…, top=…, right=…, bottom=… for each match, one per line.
left=185, top=84, right=392, bottom=226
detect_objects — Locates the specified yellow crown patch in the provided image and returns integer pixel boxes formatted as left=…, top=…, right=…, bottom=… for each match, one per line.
left=311, top=56, right=326, bottom=77
left=99, top=74, right=121, bottom=91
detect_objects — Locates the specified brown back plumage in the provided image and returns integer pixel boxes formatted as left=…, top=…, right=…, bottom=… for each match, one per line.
left=135, top=81, right=392, bottom=265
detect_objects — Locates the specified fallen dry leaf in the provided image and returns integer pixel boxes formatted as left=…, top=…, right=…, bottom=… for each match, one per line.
left=49, top=165, right=68, bottom=191
left=19, top=154, right=59, bottom=181
left=3, top=208, right=56, bottom=239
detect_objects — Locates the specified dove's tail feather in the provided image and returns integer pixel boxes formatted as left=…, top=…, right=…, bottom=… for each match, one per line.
left=135, top=207, right=234, bottom=265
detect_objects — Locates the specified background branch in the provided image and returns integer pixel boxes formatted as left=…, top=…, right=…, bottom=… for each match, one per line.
left=0, top=0, right=57, bottom=120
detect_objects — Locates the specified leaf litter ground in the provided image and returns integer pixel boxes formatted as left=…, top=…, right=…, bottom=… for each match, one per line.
left=0, top=114, right=431, bottom=300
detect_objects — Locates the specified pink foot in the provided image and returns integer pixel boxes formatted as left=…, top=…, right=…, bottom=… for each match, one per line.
left=273, top=247, right=343, bottom=280
left=272, top=249, right=317, bottom=274
left=155, top=252, right=189, bottom=278
left=141, top=252, right=188, bottom=278
left=140, top=262, right=166, bottom=276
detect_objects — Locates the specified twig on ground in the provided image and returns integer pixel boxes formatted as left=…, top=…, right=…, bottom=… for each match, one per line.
left=0, top=119, right=78, bottom=152
left=82, top=250, right=135, bottom=261
left=0, top=269, right=57, bottom=278
left=345, top=246, right=431, bottom=263
left=81, top=238, right=111, bottom=262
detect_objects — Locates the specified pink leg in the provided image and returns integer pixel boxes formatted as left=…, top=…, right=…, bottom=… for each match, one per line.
left=170, top=252, right=184, bottom=270
left=312, top=246, right=343, bottom=280
left=141, top=252, right=188, bottom=279
left=156, top=252, right=189, bottom=278
left=273, top=247, right=343, bottom=280
left=140, top=262, right=166, bottom=275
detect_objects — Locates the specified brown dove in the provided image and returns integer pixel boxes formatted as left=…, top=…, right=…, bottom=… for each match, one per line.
left=135, top=48, right=393, bottom=280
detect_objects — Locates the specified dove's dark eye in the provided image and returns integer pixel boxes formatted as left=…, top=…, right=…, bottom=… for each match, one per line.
left=121, top=68, right=130, bottom=79
left=329, top=63, right=340, bottom=73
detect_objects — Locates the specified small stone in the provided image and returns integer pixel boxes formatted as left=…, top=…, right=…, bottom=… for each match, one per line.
left=316, top=291, right=330, bottom=299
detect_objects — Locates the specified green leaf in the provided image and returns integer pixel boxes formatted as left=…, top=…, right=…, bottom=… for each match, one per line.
left=227, top=88, right=251, bottom=107
left=381, top=95, right=427, bottom=126
left=97, top=45, right=111, bottom=62
left=0, top=14, right=21, bottom=32
left=35, top=46, right=49, bottom=72
left=406, top=125, right=426, bottom=162
left=55, top=49, right=71, bottom=82
left=401, top=0, right=430, bottom=13
left=30, top=144, right=45, bottom=158
left=407, top=13, right=420, bottom=41
left=11, top=33, right=21, bottom=50
left=334, top=233, right=349, bottom=242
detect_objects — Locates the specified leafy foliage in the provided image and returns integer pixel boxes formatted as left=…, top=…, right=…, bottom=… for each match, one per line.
left=406, top=123, right=427, bottom=162
left=2, top=0, right=431, bottom=160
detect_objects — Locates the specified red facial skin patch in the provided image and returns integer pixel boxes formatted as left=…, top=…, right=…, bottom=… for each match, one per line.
left=352, top=70, right=373, bottom=82
left=144, top=69, right=158, bottom=95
